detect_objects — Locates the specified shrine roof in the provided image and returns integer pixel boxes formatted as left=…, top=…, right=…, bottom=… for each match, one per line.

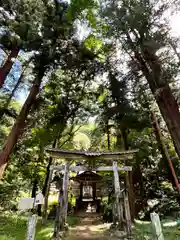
left=71, top=171, right=102, bottom=182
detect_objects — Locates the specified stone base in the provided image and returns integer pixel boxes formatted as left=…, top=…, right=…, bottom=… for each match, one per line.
left=64, top=223, right=69, bottom=231
left=51, top=230, right=67, bottom=240
left=110, top=230, right=134, bottom=240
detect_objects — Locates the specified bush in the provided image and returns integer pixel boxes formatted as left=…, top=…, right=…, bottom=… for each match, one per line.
left=101, top=199, right=113, bottom=223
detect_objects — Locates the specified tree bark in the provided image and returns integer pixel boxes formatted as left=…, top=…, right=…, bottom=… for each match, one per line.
left=126, top=32, right=180, bottom=160
left=151, top=112, right=174, bottom=183
left=42, top=159, right=53, bottom=195
left=0, top=57, right=32, bottom=120
left=0, top=67, right=45, bottom=178
left=106, top=121, right=111, bottom=150
left=42, top=168, right=54, bottom=224
left=43, top=140, right=57, bottom=196
left=31, top=178, right=38, bottom=198
left=151, top=111, right=180, bottom=193
left=39, top=140, right=57, bottom=217
left=0, top=46, right=20, bottom=88
left=0, top=73, right=22, bottom=120
left=140, top=50, right=180, bottom=159
left=121, top=127, right=135, bottom=222
left=154, top=86, right=180, bottom=160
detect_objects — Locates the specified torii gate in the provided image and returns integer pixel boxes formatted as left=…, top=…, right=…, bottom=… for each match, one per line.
left=43, top=148, right=138, bottom=238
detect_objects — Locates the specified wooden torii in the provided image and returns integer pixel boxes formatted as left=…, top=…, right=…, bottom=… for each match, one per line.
left=43, top=148, right=138, bottom=238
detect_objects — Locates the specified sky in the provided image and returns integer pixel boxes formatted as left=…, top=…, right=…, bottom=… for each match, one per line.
left=168, top=12, right=180, bottom=37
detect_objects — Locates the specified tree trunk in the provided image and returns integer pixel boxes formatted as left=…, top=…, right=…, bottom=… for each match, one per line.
left=106, top=121, right=111, bottom=150
left=133, top=162, right=144, bottom=218
left=0, top=67, right=45, bottom=178
left=0, top=73, right=22, bottom=120
left=151, top=111, right=180, bottom=193
left=151, top=112, right=174, bottom=183
left=143, top=61, right=180, bottom=159
left=140, top=50, right=180, bottom=159
left=38, top=140, right=57, bottom=217
left=42, top=168, right=54, bottom=224
left=126, top=32, right=180, bottom=160
left=0, top=46, right=20, bottom=88
left=0, top=57, right=32, bottom=120
left=116, top=129, right=122, bottom=150
left=155, top=86, right=180, bottom=160
left=121, top=127, right=135, bottom=222
left=42, top=157, right=53, bottom=196
left=43, top=140, right=57, bottom=195
left=31, top=178, right=38, bottom=198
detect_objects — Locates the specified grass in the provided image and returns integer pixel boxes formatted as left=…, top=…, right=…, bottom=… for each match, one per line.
left=0, top=212, right=79, bottom=240
left=1, top=211, right=180, bottom=240
left=133, top=220, right=180, bottom=239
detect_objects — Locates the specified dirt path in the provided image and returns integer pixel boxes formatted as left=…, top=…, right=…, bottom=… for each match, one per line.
left=65, top=212, right=111, bottom=240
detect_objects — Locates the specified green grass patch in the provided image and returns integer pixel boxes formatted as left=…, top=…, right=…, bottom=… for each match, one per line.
left=0, top=212, right=79, bottom=240
left=133, top=220, right=180, bottom=240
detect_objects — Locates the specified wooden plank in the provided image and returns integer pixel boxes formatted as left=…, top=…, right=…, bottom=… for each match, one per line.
left=150, top=212, right=164, bottom=240
left=53, top=165, right=132, bottom=172
left=113, top=161, right=124, bottom=229
left=26, top=214, right=37, bottom=240
left=96, top=166, right=132, bottom=171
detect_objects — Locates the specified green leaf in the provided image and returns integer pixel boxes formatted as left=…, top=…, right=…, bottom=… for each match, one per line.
left=87, top=9, right=97, bottom=28
left=84, top=34, right=102, bottom=51
left=98, top=89, right=108, bottom=103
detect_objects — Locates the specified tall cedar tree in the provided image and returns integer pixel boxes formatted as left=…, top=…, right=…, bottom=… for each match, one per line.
left=0, top=0, right=45, bottom=87
left=100, top=0, right=180, bottom=158
left=0, top=1, right=80, bottom=177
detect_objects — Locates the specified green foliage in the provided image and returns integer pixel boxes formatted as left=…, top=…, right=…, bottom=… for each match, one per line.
left=134, top=221, right=180, bottom=240
left=0, top=150, right=34, bottom=209
left=101, top=199, right=113, bottom=223
left=0, top=212, right=80, bottom=240
left=67, top=0, right=98, bottom=23
left=0, top=0, right=180, bottom=232
left=84, top=34, right=102, bottom=51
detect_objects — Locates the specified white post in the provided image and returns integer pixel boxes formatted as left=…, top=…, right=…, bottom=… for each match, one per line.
left=26, top=214, right=37, bottom=240
left=150, top=212, right=164, bottom=240
left=63, top=163, right=70, bottom=224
